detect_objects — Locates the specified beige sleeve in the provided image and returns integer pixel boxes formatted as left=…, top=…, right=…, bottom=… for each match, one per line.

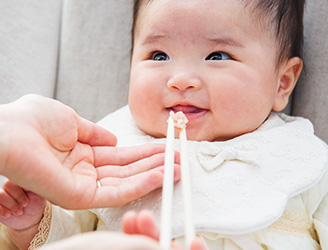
left=313, top=192, right=328, bottom=250
left=28, top=202, right=97, bottom=249
left=95, top=216, right=108, bottom=231
left=0, top=223, right=19, bottom=250
left=0, top=203, right=52, bottom=250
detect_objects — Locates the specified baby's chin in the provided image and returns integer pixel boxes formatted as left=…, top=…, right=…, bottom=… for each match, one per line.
left=187, top=133, right=222, bottom=142
left=136, top=119, right=249, bottom=142
left=140, top=126, right=221, bottom=142
left=179, top=129, right=246, bottom=142
left=137, top=125, right=167, bottom=139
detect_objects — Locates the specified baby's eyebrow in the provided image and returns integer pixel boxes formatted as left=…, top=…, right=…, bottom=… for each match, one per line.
left=206, top=37, right=244, bottom=48
left=141, top=34, right=169, bottom=46
left=140, top=34, right=243, bottom=48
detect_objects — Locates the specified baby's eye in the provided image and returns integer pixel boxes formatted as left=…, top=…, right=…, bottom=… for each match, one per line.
left=151, top=51, right=170, bottom=61
left=205, top=51, right=231, bottom=61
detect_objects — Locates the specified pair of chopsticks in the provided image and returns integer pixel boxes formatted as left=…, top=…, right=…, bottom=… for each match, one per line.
left=160, top=112, right=195, bottom=249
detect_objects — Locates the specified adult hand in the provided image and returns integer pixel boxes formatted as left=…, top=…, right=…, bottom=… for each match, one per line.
left=0, top=94, right=180, bottom=209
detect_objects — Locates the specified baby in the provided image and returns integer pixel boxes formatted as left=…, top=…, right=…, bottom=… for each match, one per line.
left=95, top=0, right=328, bottom=249
left=1, top=0, right=328, bottom=249
left=93, top=0, right=328, bottom=249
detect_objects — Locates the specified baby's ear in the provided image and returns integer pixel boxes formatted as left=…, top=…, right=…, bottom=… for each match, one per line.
left=273, top=57, right=303, bottom=112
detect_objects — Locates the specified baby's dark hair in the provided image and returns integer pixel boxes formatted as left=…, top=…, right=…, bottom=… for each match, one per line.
left=242, top=0, right=305, bottom=65
left=132, top=0, right=305, bottom=65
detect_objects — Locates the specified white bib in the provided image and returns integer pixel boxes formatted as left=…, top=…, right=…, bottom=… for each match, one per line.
left=92, top=106, right=328, bottom=237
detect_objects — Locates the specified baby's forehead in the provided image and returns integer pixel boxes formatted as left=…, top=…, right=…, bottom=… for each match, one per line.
left=136, top=0, right=274, bottom=31
left=135, top=0, right=275, bottom=42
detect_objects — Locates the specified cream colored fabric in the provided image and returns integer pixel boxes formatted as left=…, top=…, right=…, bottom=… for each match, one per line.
left=44, top=206, right=97, bottom=245
left=0, top=206, right=97, bottom=250
left=0, top=225, right=19, bottom=250
left=0, top=203, right=97, bottom=249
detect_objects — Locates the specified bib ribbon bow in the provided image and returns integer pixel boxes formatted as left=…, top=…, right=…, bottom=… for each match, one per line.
left=197, top=140, right=260, bottom=171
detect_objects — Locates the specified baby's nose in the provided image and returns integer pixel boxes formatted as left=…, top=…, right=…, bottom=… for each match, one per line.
left=167, top=73, right=202, bottom=91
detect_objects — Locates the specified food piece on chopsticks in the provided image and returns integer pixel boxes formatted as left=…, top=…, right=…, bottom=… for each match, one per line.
left=169, top=111, right=188, bottom=130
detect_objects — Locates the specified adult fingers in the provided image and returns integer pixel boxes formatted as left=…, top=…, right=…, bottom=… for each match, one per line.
left=98, top=164, right=180, bottom=188
left=77, top=116, right=117, bottom=147
left=93, top=144, right=167, bottom=167
left=94, top=164, right=180, bottom=207
left=97, top=151, right=180, bottom=178
left=96, top=153, right=166, bottom=178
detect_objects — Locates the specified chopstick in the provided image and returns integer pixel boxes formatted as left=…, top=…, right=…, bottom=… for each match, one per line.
left=160, top=112, right=195, bottom=249
left=160, top=116, right=175, bottom=249
left=179, top=126, right=195, bottom=248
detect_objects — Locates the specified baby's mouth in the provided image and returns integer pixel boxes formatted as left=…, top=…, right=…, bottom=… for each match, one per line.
left=168, top=105, right=208, bottom=119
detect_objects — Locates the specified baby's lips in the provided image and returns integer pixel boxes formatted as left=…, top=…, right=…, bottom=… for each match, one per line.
left=170, top=105, right=205, bottom=114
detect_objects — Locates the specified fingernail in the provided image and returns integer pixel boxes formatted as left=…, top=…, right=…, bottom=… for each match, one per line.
left=1, top=210, right=11, bottom=218
left=13, top=208, right=24, bottom=216
left=20, top=199, right=29, bottom=208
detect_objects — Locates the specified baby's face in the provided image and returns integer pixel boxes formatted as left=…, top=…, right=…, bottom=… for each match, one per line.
left=129, top=0, right=284, bottom=141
